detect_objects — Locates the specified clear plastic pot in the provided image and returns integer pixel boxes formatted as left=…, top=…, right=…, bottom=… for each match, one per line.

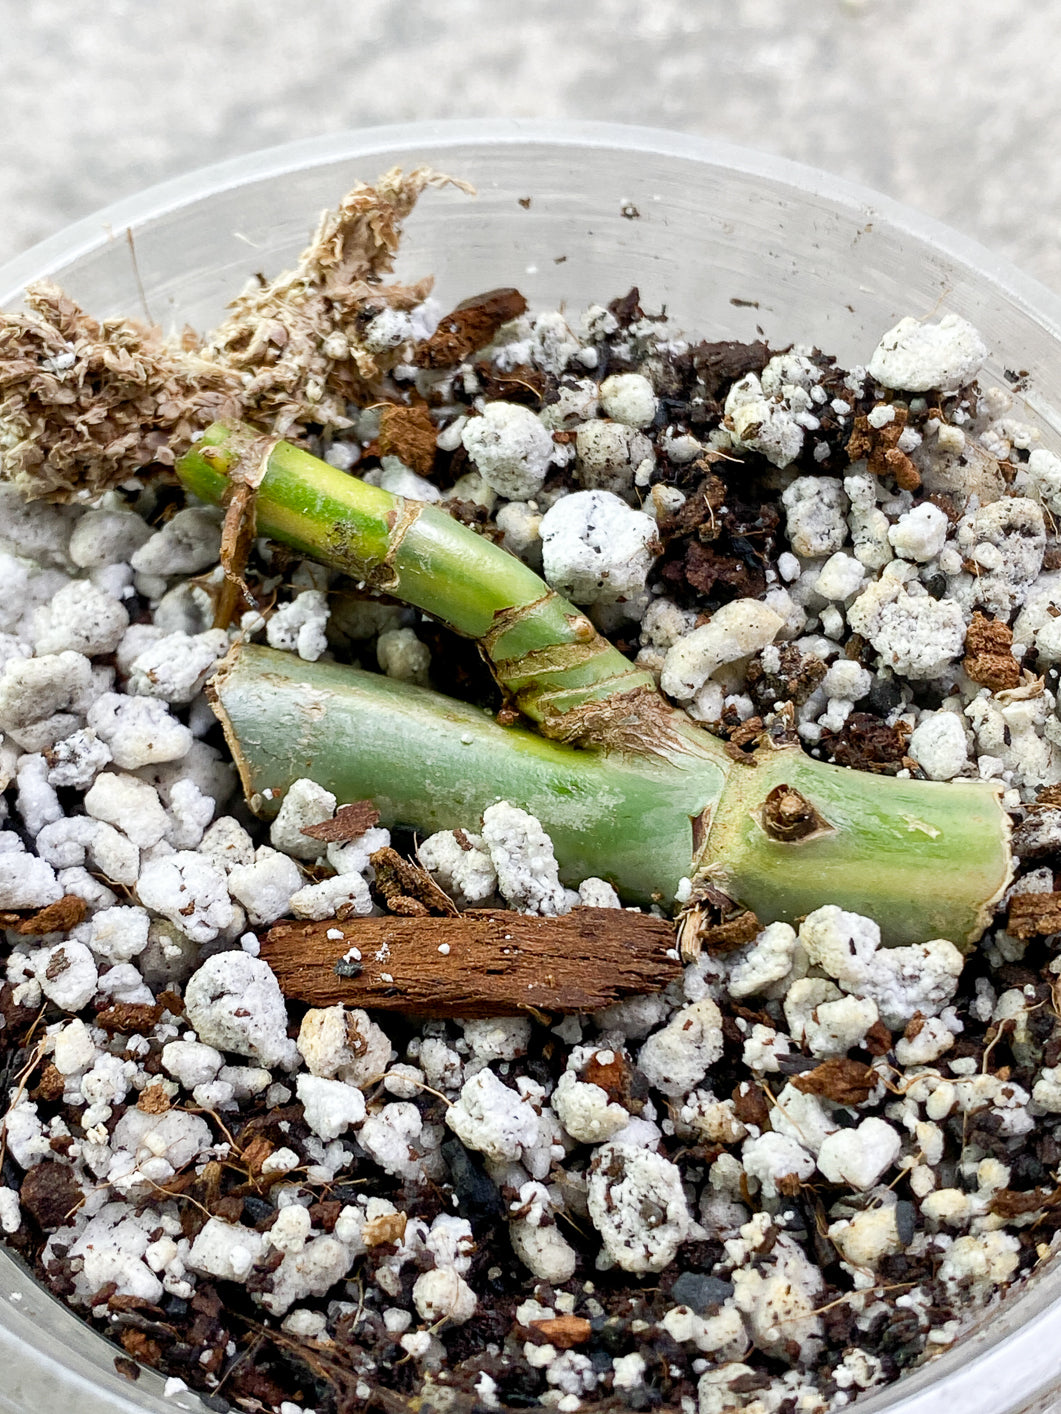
left=2, top=119, right=1061, bottom=1414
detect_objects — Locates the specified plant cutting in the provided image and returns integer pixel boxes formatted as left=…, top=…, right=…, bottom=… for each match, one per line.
left=178, top=421, right=1011, bottom=953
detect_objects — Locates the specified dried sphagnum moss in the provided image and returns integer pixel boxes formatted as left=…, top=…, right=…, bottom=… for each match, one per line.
left=0, top=167, right=473, bottom=503
left=0, top=284, right=242, bottom=503
left=204, top=165, right=473, bottom=437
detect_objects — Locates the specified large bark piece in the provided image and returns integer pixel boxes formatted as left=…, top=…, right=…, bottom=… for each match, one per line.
left=261, top=907, right=680, bottom=1017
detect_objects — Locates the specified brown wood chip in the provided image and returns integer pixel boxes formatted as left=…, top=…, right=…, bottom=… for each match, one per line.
left=121, top=1329, right=161, bottom=1368
left=990, top=1186, right=1061, bottom=1219
left=527, top=1316, right=592, bottom=1348
left=371, top=845, right=458, bottom=917
left=413, top=288, right=528, bottom=368
left=0, top=893, right=88, bottom=935
left=1007, top=891, right=1061, bottom=938
left=361, top=1211, right=408, bottom=1247
left=963, top=611, right=1022, bottom=691
left=790, top=1057, right=877, bottom=1105
left=96, top=1002, right=164, bottom=1034
left=308, top=1199, right=342, bottom=1232
left=965, top=653, right=1022, bottom=692
left=581, top=1050, right=636, bottom=1109
left=862, top=1019, right=894, bottom=1056
left=730, top=1371, right=773, bottom=1395
left=33, top=1062, right=66, bottom=1103
left=211, top=1195, right=243, bottom=1225
left=473, top=361, right=546, bottom=407
left=655, top=473, right=726, bottom=544
left=377, top=403, right=438, bottom=477
left=883, top=446, right=920, bottom=491
left=903, top=1012, right=927, bottom=1041
left=240, top=1134, right=275, bottom=1174
left=731, top=1082, right=771, bottom=1131
left=19, top=1161, right=84, bottom=1228
left=301, top=800, right=381, bottom=843
left=687, top=339, right=771, bottom=399
left=114, top=1354, right=142, bottom=1383
left=965, top=610, right=1014, bottom=657
left=262, top=907, right=679, bottom=1017
left=847, top=406, right=911, bottom=481
left=136, top=1084, right=172, bottom=1114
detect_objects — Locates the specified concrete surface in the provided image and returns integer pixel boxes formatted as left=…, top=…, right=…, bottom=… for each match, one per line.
left=1, top=1, right=1060, bottom=290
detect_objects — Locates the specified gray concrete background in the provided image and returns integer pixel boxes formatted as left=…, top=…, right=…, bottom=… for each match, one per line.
left=1, top=1, right=1060, bottom=290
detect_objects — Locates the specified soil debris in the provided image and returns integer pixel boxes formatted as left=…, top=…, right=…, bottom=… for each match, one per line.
left=964, top=610, right=1023, bottom=690
left=413, top=287, right=527, bottom=368
left=370, top=844, right=459, bottom=917
left=1007, top=890, right=1061, bottom=938
left=301, top=799, right=381, bottom=843
left=791, top=1057, right=878, bottom=1105
left=377, top=402, right=438, bottom=476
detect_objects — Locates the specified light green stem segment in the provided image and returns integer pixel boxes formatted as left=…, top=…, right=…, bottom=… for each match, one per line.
left=704, top=747, right=1011, bottom=949
left=213, top=644, right=1012, bottom=947
left=177, top=422, right=656, bottom=730
left=211, top=643, right=722, bottom=907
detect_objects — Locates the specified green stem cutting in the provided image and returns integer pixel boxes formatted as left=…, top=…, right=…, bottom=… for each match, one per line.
left=181, top=421, right=1013, bottom=951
